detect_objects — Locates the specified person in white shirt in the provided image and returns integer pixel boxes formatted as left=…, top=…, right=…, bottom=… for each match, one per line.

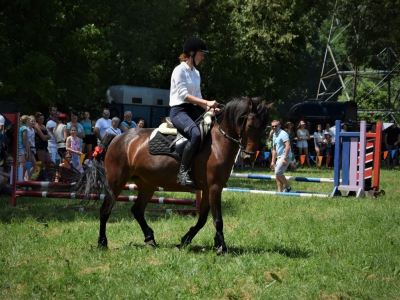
left=104, top=117, right=121, bottom=137
left=94, top=108, right=111, bottom=142
left=46, top=106, right=59, bottom=163
left=169, top=37, right=219, bottom=187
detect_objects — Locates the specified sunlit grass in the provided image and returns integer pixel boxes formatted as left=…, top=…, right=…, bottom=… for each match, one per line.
left=1, top=165, right=399, bottom=299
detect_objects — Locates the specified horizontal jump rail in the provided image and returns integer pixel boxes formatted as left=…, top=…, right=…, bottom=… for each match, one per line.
left=16, top=191, right=196, bottom=205
left=16, top=181, right=194, bottom=192
left=230, top=173, right=336, bottom=183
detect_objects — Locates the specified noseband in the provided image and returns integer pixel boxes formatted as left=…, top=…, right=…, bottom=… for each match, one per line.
left=215, top=109, right=255, bottom=156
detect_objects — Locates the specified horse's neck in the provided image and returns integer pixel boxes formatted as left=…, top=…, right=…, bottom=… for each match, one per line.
left=211, top=120, right=240, bottom=161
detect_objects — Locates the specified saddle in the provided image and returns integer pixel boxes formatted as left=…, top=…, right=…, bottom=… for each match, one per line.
left=148, top=112, right=214, bottom=159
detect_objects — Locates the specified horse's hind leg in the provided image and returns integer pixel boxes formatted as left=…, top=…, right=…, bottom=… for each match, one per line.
left=98, top=192, right=115, bottom=247
left=179, top=194, right=210, bottom=248
left=131, top=187, right=156, bottom=248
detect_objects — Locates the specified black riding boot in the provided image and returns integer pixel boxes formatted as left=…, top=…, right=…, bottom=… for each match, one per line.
left=177, top=142, right=196, bottom=188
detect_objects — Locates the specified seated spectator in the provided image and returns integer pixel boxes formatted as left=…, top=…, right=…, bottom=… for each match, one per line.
left=120, top=111, right=136, bottom=133
left=0, top=155, right=13, bottom=195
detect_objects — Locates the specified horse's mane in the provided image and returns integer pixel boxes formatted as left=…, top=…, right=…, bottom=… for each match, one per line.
left=219, top=96, right=268, bottom=129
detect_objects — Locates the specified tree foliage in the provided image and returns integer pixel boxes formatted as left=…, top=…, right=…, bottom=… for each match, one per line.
left=0, top=0, right=398, bottom=120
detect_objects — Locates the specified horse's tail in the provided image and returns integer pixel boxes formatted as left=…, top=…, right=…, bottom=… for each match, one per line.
left=71, top=134, right=117, bottom=211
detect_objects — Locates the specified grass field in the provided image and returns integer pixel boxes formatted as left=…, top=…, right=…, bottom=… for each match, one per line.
left=1, top=165, right=400, bottom=299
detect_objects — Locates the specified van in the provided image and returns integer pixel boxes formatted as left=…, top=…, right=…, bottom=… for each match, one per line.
left=288, top=100, right=358, bottom=132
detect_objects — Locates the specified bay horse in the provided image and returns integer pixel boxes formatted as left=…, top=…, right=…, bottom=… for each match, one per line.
left=96, top=96, right=273, bottom=254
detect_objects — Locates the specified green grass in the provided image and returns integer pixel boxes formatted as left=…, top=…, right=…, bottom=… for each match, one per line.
left=1, top=166, right=400, bottom=299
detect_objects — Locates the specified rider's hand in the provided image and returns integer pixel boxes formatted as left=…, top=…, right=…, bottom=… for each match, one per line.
left=206, top=100, right=218, bottom=108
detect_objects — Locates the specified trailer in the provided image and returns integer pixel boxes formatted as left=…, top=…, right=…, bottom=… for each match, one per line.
left=106, top=85, right=170, bottom=128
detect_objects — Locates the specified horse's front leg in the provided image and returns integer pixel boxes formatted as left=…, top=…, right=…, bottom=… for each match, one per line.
left=179, top=192, right=210, bottom=248
left=210, top=187, right=227, bottom=255
left=131, top=188, right=156, bottom=248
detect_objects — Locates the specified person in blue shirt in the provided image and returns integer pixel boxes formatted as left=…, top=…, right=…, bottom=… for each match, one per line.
left=270, top=120, right=292, bottom=192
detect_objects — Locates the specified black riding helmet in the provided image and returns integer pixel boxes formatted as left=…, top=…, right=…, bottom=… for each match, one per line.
left=183, top=37, right=210, bottom=68
left=183, top=37, right=210, bottom=53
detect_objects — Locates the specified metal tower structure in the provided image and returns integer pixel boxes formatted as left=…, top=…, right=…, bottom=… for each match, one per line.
left=316, top=0, right=400, bottom=122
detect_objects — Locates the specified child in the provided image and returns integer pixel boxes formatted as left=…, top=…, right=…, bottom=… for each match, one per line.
left=66, top=125, right=84, bottom=173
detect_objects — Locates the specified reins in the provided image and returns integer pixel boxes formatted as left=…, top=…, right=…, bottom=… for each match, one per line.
left=214, top=105, right=255, bottom=156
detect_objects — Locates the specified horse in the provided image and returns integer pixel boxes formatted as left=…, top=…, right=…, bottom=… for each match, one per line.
left=93, top=96, right=273, bottom=254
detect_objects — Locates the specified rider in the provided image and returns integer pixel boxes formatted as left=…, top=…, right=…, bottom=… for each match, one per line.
left=169, top=37, right=219, bottom=187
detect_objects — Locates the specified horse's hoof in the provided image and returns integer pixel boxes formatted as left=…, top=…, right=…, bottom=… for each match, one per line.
left=216, top=246, right=228, bottom=256
left=174, top=244, right=182, bottom=251
left=97, top=236, right=108, bottom=248
left=145, top=240, right=157, bottom=249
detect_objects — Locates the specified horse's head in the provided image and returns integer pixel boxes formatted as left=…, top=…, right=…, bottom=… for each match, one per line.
left=221, top=97, right=274, bottom=163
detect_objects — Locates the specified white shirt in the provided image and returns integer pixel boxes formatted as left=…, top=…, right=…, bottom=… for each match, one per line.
left=27, top=128, right=35, bottom=147
left=95, top=118, right=111, bottom=138
left=46, top=119, right=57, bottom=148
left=169, top=62, right=202, bottom=107
left=105, top=127, right=121, bottom=136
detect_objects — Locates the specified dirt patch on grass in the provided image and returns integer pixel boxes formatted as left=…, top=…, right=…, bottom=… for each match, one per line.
left=78, top=265, right=110, bottom=275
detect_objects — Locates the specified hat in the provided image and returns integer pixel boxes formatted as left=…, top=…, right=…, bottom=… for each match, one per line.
left=183, top=37, right=210, bottom=53
left=285, top=122, right=294, bottom=128
left=58, top=113, right=69, bottom=120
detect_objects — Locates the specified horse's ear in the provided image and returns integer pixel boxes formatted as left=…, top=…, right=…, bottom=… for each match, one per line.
left=266, top=101, right=275, bottom=110
left=247, top=97, right=253, bottom=110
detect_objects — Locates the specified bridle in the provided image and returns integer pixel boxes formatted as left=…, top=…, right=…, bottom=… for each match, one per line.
left=215, top=106, right=255, bottom=156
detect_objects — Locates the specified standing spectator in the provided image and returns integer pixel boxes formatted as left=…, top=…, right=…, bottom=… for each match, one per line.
left=136, top=118, right=145, bottom=128
left=120, top=111, right=136, bottom=133
left=341, top=123, right=348, bottom=132
left=46, top=106, right=59, bottom=163
left=26, top=116, right=37, bottom=180
left=284, top=122, right=298, bottom=170
left=54, top=114, right=69, bottom=159
left=369, top=123, right=376, bottom=133
left=104, top=117, right=122, bottom=137
left=81, top=111, right=94, bottom=155
left=323, top=132, right=334, bottom=167
left=94, top=108, right=111, bottom=142
left=270, top=120, right=292, bottom=192
left=325, top=123, right=335, bottom=141
left=19, top=115, right=31, bottom=180
left=384, top=123, right=400, bottom=169
left=313, top=124, right=325, bottom=157
left=91, top=120, right=97, bottom=147
left=34, top=112, right=52, bottom=170
left=296, top=120, right=311, bottom=167
left=0, top=155, right=13, bottom=195
left=66, top=110, right=85, bottom=149
left=66, top=125, right=84, bottom=172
